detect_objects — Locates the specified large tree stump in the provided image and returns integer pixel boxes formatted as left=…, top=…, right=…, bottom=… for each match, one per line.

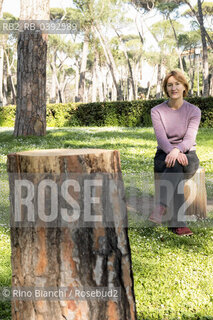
left=7, top=149, right=137, bottom=320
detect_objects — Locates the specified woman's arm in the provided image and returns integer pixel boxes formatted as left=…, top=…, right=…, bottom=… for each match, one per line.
left=151, top=108, right=173, bottom=154
left=176, top=107, right=201, bottom=153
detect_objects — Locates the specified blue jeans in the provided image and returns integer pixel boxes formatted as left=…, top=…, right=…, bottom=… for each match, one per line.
left=154, top=149, right=200, bottom=227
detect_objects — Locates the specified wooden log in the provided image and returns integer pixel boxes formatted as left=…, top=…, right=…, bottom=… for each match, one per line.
left=7, top=149, right=137, bottom=320
left=154, top=167, right=207, bottom=220
left=184, top=167, right=207, bottom=218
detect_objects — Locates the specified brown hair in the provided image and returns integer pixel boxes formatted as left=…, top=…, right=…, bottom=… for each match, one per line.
left=163, top=70, right=189, bottom=97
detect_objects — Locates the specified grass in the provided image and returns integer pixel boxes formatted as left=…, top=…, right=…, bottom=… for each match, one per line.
left=0, top=126, right=213, bottom=319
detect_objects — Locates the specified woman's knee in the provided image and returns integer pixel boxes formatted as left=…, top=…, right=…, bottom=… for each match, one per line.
left=184, top=152, right=199, bottom=174
left=167, top=160, right=183, bottom=172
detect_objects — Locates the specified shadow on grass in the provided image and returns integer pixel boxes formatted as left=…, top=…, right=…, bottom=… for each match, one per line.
left=137, top=313, right=213, bottom=320
left=0, top=301, right=11, bottom=320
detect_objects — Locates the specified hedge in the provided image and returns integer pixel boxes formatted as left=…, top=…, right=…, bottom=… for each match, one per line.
left=0, top=97, right=212, bottom=128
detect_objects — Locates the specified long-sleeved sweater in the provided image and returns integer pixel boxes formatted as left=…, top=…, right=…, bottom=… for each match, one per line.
left=151, top=100, right=201, bottom=154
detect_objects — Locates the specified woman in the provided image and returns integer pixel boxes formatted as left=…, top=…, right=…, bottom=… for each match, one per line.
left=149, top=70, right=201, bottom=236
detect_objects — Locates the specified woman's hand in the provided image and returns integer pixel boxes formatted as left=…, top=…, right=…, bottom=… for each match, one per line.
left=165, top=148, right=180, bottom=167
left=177, top=153, right=188, bottom=166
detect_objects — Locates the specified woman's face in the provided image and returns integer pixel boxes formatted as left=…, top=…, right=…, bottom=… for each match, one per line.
left=166, top=76, right=185, bottom=99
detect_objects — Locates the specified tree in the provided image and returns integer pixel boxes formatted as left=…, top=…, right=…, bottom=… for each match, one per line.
left=149, top=20, right=181, bottom=97
left=47, top=34, right=76, bottom=103
left=156, top=2, right=184, bottom=72
left=0, top=0, right=4, bottom=106
left=197, top=0, right=209, bottom=96
left=178, top=30, right=201, bottom=94
left=182, top=0, right=211, bottom=96
left=183, top=0, right=213, bottom=50
left=14, top=0, right=50, bottom=137
left=0, top=13, right=18, bottom=105
left=73, top=0, right=124, bottom=101
left=4, top=46, right=17, bottom=104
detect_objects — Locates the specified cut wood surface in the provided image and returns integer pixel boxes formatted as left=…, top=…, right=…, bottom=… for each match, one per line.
left=7, top=149, right=137, bottom=320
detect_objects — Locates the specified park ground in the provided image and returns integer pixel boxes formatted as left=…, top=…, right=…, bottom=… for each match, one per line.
left=0, top=126, right=213, bottom=320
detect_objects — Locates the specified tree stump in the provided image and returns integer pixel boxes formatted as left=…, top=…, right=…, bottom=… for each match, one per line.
left=154, top=167, right=207, bottom=220
left=7, top=149, right=137, bottom=320
left=184, top=167, right=207, bottom=218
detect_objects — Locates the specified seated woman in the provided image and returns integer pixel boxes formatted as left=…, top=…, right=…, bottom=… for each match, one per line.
left=149, top=70, right=201, bottom=236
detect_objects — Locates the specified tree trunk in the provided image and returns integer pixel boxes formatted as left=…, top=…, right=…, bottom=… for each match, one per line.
left=96, top=52, right=104, bottom=102
left=146, top=65, right=156, bottom=100
left=156, top=63, right=162, bottom=99
left=75, top=66, right=80, bottom=99
left=134, top=62, right=139, bottom=99
left=75, top=29, right=89, bottom=103
left=61, top=77, right=69, bottom=103
left=2, top=56, right=7, bottom=105
left=5, top=49, right=16, bottom=104
left=50, top=54, right=57, bottom=103
left=168, top=16, right=184, bottom=73
left=14, top=0, right=50, bottom=136
left=0, top=45, right=4, bottom=106
left=7, top=149, right=137, bottom=320
left=114, top=30, right=136, bottom=100
left=209, top=73, right=213, bottom=97
left=0, top=0, right=4, bottom=106
left=188, top=48, right=196, bottom=95
left=92, top=52, right=97, bottom=102
left=135, top=13, right=144, bottom=46
left=94, top=24, right=123, bottom=101
left=197, top=0, right=209, bottom=97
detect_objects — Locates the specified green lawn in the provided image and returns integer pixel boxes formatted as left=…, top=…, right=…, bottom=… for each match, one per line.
left=0, top=127, right=213, bottom=320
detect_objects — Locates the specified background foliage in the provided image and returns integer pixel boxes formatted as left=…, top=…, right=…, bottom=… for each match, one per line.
left=1, top=97, right=213, bottom=128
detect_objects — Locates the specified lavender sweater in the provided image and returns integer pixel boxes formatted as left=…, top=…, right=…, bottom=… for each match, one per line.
left=151, top=100, right=201, bottom=154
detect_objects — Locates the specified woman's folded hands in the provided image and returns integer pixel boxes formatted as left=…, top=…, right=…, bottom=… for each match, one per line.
left=165, top=148, right=188, bottom=167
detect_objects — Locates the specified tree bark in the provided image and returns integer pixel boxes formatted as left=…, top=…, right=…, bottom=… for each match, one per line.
left=0, top=45, right=4, bottom=106
left=7, top=148, right=137, bottom=320
left=188, top=47, right=196, bottom=95
left=92, top=51, right=97, bottom=102
left=50, top=54, right=57, bottom=103
left=0, top=0, right=4, bottom=106
left=96, top=51, right=104, bottom=102
left=197, top=0, right=209, bottom=97
left=156, top=63, right=162, bottom=99
left=93, top=24, right=123, bottom=101
left=146, top=65, right=157, bottom=100
left=14, top=0, right=50, bottom=136
left=4, top=49, right=16, bottom=104
left=2, top=54, right=7, bottom=105
left=209, top=73, right=213, bottom=97
left=75, top=29, right=90, bottom=102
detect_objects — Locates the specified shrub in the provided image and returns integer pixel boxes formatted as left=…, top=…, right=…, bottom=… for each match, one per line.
left=46, top=103, right=80, bottom=127
left=0, top=105, right=16, bottom=126
left=0, top=97, right=212, bottom=128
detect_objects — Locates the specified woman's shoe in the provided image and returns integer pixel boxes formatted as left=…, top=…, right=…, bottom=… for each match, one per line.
left=148, top=205, right=166, bottom=224
left=171, top=227, right=193, bottom=236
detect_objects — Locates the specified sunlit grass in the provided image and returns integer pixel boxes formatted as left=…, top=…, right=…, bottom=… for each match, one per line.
left=0, top=127, right=213, bottom=319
